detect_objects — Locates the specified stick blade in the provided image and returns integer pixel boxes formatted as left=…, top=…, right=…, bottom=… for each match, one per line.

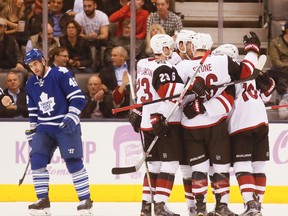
left=111, top=157, right=145, bottom=175
left=18, top=178, right=24, bottom=186
left=111, top=166, right=137, bottom=175
left=256, top=55, right=267, bottom=71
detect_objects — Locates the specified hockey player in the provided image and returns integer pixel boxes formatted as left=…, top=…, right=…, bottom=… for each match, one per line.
left=130, top=33, right=183, bottom=216
left=129, top=33, right=206, bottom=216
left=174, top=29, right=198, bottom=216
left=219, top=39, right=274, bottom=215
left=175, top=32, right=260, bottom=216
left=24, top=49, right=93, bottom=216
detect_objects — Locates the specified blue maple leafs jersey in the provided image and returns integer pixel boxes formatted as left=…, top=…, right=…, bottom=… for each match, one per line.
left=25, top=66, right=86, bottom=132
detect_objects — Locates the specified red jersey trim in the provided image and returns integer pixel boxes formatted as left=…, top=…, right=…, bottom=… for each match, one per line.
left=181, top=116, right=228, bottom=129
left=229, top=122, right=268, bottom=136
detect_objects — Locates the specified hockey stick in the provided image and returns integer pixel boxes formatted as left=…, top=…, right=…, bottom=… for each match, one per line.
left=112, top=54, right=267, bottom=114
left=111, top=50, right=211, bottom=175
left=19, top=158, right=30, bottom=186
left=129, top=71, right=155, bottom=215
left=266, top=104, right=288, bottom=110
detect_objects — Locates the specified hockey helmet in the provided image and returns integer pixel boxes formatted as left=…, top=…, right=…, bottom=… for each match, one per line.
left=24, top=49, right=43, bottom=65
left=211, top=43, right=239, bottom=60
left=175, top=29, right=196, bottom=53
left=150, top=34, right=174, bottom=56
left=192, top=32, right=213, bottom=51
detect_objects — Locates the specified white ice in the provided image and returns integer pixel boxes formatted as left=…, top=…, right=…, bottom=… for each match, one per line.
left=1, top=202, right=288, bottom=215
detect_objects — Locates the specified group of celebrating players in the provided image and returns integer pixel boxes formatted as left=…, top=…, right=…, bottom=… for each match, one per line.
left=129, top=30, right=274, bottom=216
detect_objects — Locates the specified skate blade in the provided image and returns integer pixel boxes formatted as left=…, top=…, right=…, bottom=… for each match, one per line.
left=29, top=208, right=51, bottom=216
left=78, top=209, right=94, bottom=216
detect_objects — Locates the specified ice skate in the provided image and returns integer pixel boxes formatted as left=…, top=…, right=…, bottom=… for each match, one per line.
left=214, top=203, right=238, bottom=216
left=140, top=201, right=152, bottom=216
left=188, top=206, right=197, bottom=216
left=154, top=201, right=180, bottom=216
left=239, top=200, right=261, bottom=216
left=28, top=197, right=51, bottom=216
left=77, top=197, right=93, bottom=216
left=196, top=202, right=207, bottom=216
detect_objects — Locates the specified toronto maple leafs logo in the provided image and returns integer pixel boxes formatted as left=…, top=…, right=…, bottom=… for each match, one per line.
left=38, top=92, right=55, bottom=116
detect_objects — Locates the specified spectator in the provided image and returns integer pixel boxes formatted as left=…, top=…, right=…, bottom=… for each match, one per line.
left=109, top=0, right=149, bottom=40
left=145, top=23, right=166, bottom=56
left=269, top=20, right=288, bottom=100
left=99, top=46, right=130, bottom=118
left=103, top=18, right=146, bottom=66
left=0, top=71, right=28, bottom=118
left=0, top=0, right=30, bottom=48
left=75, top=0, right=110, bottom=71
left=59, top=19, right=93, bottom=74
left=26, top=23, right=59, bottom=53
left=146, top=0, right=182, bottom=37
left=0, top=18, right=25, bottom=71
left=142, top=0, right=175, bottom=13
left=80, top=75, right=114, bottom=119
left=28, top=0, right=73, bottom=37
left=75, top=0, right=109, bottom=47
left=48, top=46, right=69, bottom=67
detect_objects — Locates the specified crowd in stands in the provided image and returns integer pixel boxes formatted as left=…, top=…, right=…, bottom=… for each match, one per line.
left=0, top=0, right=287, bottom=120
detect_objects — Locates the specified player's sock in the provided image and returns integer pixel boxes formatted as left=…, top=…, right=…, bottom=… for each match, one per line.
left=32, top=169, right=49, bottom=199
left=72, top=168, right=91, bottom=201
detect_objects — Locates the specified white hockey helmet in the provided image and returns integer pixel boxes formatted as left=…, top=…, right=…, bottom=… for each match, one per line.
left=212, top=43, right=239, bottom=60
left=175, top=29, right=196, bottom=52
left=192, top=32, right=213, bottom=51
left=150, top=34, right=174, bottom=57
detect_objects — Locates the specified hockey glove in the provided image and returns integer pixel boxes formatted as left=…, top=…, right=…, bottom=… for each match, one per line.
left=150, top=113, right=168, bottom=138
left=183, top=98, right=205, bottom=119
left=59, top=112, right=80, bottom=134
left=256, top=73, right=276, bottom=97
left=188, top=79, right=208, bottom=97
left=243, top=31, right=261, bottom=54
left=129, top=108, right=142, bottom=133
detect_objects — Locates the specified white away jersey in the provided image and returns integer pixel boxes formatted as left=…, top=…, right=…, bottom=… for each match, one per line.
left=175, top=53, right=258, bottom=128
left=136, top=58, right=184, bottom=130
left=228, top=79, right=268, bottom=135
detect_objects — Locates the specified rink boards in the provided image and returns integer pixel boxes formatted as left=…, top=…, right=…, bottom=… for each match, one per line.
left=0, top=121, right=287, bottom=203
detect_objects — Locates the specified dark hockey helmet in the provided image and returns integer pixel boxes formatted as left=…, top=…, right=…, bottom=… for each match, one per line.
left=24, top=49, right=43, bottom=65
